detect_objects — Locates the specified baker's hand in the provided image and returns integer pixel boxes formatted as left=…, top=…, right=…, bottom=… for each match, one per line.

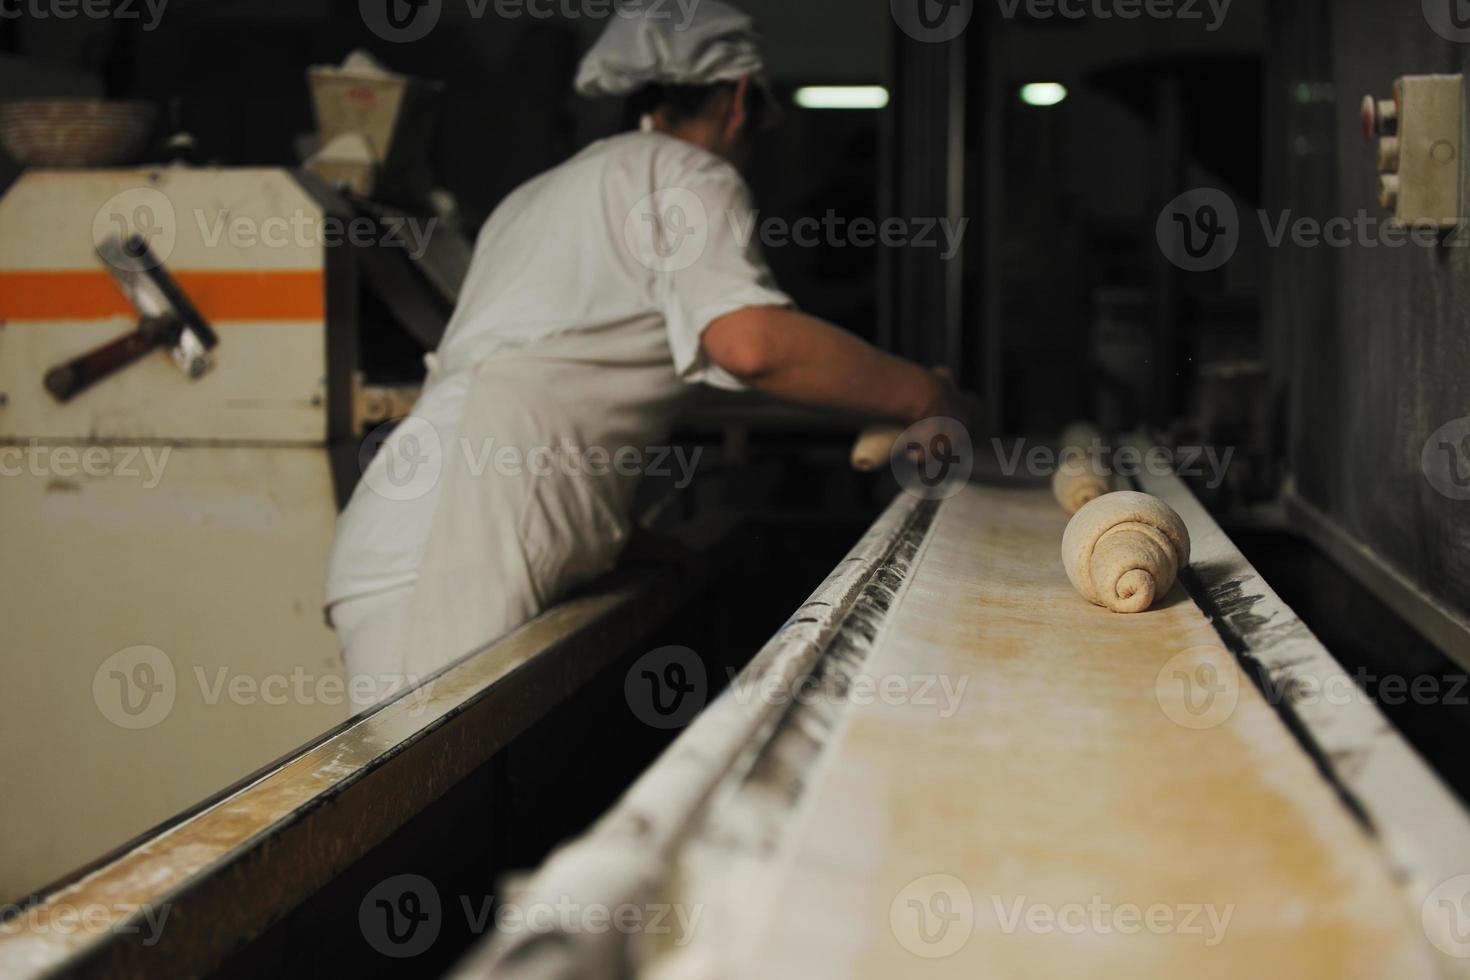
left=916, top=367, right=984, bottom=441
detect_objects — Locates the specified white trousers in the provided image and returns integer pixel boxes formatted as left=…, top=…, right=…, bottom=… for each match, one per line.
left=329, top=585, right=414, bottom=713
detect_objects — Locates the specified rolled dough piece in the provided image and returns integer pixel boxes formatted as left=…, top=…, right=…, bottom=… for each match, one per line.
left=850, top=425, right=904, bottom=473
left=1058, top=420, right=1104, bottom=457
left=1051, top=453, right=1111, bottom=514
left=1051, top=421, right=1111, bottom=514
left=1062, top=490, right=1191, bottom=613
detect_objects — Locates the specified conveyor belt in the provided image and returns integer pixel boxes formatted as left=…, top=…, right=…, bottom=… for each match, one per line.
left=461, top=479, right=1470, bottom=979
left=750, top=484, right=1427, bottom=977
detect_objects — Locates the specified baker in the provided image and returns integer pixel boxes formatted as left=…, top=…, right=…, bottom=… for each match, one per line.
left=324, top=0, right=975, bottom=710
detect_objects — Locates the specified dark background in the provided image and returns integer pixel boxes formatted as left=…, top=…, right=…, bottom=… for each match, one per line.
left=6, top=0, right=1470, bottom=780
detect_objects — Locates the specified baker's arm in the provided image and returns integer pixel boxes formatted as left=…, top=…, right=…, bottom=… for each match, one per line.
left=701, top=305, right=974, bottom=427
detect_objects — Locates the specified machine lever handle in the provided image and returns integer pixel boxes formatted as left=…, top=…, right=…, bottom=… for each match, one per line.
left=43, top=316, right=181, bottom=403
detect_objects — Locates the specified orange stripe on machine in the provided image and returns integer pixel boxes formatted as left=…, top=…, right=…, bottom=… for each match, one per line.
left=0, top=270, right=325, bottom=321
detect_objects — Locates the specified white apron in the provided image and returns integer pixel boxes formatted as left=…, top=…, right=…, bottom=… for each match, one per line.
left=398, top=316, right=691, bottom=680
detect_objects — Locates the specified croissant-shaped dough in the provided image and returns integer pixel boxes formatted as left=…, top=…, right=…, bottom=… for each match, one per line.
left=1058, top=421, right=1104, bottom=456
left=850, top=424, right=905, bottom=472
left=1052, top=453, right=1111, bottom=514
left=1061, top=491, right=1191, bottom=613
left=1051, top=422, right=1110, bottom=514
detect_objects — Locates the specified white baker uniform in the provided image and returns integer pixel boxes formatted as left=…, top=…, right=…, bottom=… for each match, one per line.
left=325, top=130, right=791, bottom=710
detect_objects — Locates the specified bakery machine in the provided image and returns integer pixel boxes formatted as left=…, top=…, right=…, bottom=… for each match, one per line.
left=0, top=125, right=463, bottom=903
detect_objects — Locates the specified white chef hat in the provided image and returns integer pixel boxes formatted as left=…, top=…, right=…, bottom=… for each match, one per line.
left=576, top=1, right=776, bottom=115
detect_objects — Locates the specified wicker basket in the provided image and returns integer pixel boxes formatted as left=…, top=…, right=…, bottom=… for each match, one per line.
left=0, top=98, right=157, bottom=167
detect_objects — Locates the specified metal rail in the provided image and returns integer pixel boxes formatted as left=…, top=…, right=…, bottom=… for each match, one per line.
left=451, top=492, right=935, bottom=978
left=0, top=518, right=743, bottom=979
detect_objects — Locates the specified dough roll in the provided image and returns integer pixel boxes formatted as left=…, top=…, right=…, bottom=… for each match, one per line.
left=850, top=424, right=905, bottom=473
left=1051, top=421, right=1111, bottom=514
left=1061, top=490, right=1191, bottom=613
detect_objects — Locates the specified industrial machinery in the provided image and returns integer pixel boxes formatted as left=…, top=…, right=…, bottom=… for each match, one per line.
left=0, top=165, right=354, bottom=899
left=0, top=45, right=480, bottom=901
left=1, top=456, right=1466, bottom=978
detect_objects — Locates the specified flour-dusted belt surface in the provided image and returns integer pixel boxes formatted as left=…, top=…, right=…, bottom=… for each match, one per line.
left=750, top=483, right=1431, bottom=978
left=451, top=479, right=1463, bottom=980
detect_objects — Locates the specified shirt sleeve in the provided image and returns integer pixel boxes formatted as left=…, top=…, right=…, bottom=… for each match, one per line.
left=646, top=170, right=794, bottom=390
